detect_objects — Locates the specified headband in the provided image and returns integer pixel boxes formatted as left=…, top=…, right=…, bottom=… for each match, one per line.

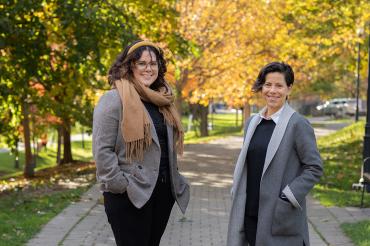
left=127, top=41, right=160, bottom=55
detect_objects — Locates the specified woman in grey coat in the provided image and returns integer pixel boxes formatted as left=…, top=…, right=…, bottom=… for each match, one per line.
left=227, top=62, right=323, bottom=246
left=93, top=40, right=189, bottom=246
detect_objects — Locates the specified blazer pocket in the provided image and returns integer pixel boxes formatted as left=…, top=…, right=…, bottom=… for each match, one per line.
left=105, top=174, right=129, bottom=194
left=130, top=165, right=150, bottom=187
left=271, top=197, right=302, bottom=236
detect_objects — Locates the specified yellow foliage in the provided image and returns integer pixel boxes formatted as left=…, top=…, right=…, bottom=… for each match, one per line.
left=175, top=0, right=293, bottom=108
left=173, top=0, right=370, bottom=106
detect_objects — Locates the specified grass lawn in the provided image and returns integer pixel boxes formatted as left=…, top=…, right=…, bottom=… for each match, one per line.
left=341, top=220, right=370, bottom=246
left=312, top=120, right=370, bottom=245
left=0, top=140, right=93, bottom=179
left=0, top=187, right=89, bottom=246
left=183, top=113, right=243, bottom=144
left=0, top=142, right=95, bottom=245
left=312, top=120, right=370, bottom=207
left=0, top=161, right=96, bottom=246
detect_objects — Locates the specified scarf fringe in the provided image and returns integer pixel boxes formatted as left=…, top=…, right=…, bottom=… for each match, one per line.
left=176, top=131, right=184, bottom=155
left=125, top=123, right=152, bottom=162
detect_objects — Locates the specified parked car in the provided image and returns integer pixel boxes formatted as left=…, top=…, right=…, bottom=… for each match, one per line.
left=316, top=98, right=366, bottom=118
left=343, top=98, right=367, bottom=116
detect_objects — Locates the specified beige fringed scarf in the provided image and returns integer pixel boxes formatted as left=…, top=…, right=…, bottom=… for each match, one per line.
left=114, top=78, right=184, bottom=162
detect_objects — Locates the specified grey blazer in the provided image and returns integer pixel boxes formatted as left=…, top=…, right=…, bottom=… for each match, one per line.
left=227, top=103, right=323, bottom=246
left=92, top=90, right=190, bottom=214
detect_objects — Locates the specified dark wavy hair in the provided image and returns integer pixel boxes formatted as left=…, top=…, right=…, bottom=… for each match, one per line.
left=108, top=40, right=167, bottom=90
left=252, top=62, right=294, bottom=92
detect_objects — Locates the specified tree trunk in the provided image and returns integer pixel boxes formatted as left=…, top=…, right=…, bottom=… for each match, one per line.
left=61, top=120, right=73, bottom=164
left=56, top=125, right=62, bottom=165
left=175, top=95, right=183, bottom=117
left=243, top=102, right=251, bottom=127
left=32, top=131, right=37, bottom=167
left=22, top=102, right=34, bottom=177
left=241, top=107, right=245, bottom=128
left=175, top=78, right=183, bottom=116
left=199, top=104, right=209, bottom=137
left=14, top=140, right=19, bottom=169
left=175, top=68, right=189, bottom=117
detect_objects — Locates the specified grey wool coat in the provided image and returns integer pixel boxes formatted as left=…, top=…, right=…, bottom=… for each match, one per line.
left=227, top=103, right=323, bottom=246
left=92, top=89, right=190, bottom=214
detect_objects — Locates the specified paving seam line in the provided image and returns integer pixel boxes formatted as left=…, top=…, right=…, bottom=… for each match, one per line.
left=307, top=218, right=329, bottom=246
left=326, top=207, right=342, bottom=224
left=57, top=199, right=99, bottom=246
left=325, top=206, right=358, bottom=245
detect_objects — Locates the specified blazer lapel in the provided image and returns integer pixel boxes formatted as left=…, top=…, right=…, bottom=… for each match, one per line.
left=261, top=103, right=295, bottom=177
left=233, top=115, right=260, bottom=192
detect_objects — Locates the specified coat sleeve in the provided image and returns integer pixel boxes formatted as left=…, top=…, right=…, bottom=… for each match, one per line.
left=283, top=117, right=323, bottom=207
left=92, top=91, right=128, bottom=194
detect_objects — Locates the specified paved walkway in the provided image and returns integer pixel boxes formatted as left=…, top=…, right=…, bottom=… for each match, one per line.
left=27, top=137, right=370, bottom=246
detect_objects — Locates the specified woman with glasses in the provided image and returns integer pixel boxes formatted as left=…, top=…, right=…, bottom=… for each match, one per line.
left=227, top=62, right=323, bottom=246
left=93, top=40, right=189, bottom=246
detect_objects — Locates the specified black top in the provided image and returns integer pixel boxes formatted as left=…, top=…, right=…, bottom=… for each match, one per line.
left=245, top=118, right=276, bottom=216
left=142, top=101, right=169, bottom=176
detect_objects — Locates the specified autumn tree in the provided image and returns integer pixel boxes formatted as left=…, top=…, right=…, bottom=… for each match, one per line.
left=1, top=0, right=50, bottom=177
left=43, top=0, right=186, bottom=164
left=175, top=0, right=370, bottom=131
left=1, top=0, right=185, bottom=175
left=173, top=0, right=291, bottom=135
left=281, top=0, right=370, bottom=99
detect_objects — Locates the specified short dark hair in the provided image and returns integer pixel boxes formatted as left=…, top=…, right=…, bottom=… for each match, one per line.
left=108, top=40, right=167, bottom=90
left=252, top=62, right=294, bottom=92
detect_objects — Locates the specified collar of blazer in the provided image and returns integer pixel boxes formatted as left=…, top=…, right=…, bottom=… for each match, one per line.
left=232, top=103, right=295, bottom=194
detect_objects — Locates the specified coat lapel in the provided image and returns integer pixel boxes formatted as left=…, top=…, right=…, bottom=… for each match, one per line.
left=261, top=103, right=295, bottom=177
left=233, top=115, right=260, bottom=194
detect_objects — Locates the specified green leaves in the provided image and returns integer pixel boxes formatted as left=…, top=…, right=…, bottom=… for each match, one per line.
left=1, top=0, right=188, bottom=175
left=282, top=0, right=370, bottom=98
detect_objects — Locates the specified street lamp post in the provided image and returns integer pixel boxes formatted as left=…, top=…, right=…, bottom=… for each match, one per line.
left=356, top=27, right=364, bottom=122
left=363, top=27, right=370, bottom=192
left=355, top=41, right=361, bottom=121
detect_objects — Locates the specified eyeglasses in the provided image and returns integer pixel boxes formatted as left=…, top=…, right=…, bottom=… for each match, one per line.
left=135, top=61, right=158, bottom=70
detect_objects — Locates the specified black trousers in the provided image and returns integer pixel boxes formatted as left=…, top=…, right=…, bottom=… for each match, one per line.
left=103, top=175, right=175, bottom=246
